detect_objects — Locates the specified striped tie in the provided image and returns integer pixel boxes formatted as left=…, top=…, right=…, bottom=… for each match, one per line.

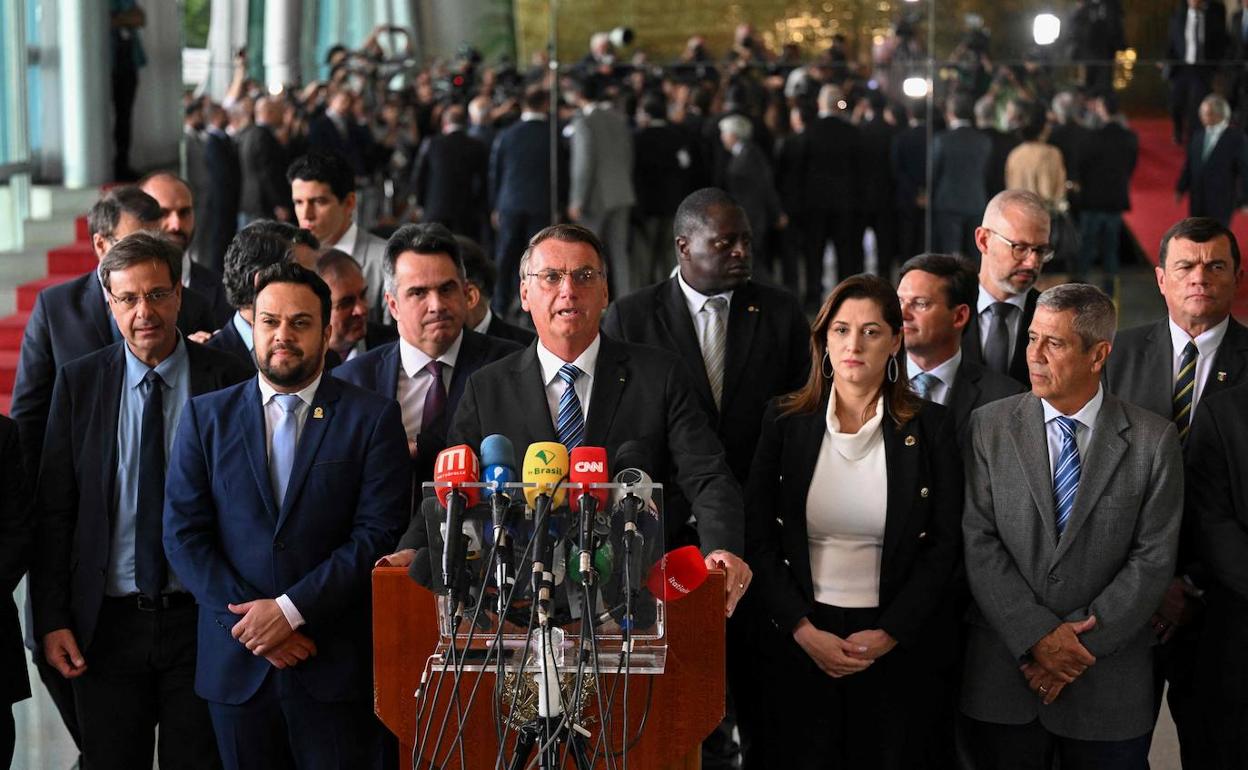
left=556, top=363, right=585, bottom=449
left=701, top=296, right=728, bottom=410
left=1173, top=341, right=1198, bottom=443
left=911, top=372, right=939, bottom=401
left=1053, top=416, right=1081, bottom=538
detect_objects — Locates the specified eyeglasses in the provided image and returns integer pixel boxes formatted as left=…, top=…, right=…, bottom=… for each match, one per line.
left=898, top=297, right=937, bottom=313
left=988, top=229, right=1055, bottom=263
left=525, top=268, right=603, bottom=288
left=108, top=287, right=177, bottom=309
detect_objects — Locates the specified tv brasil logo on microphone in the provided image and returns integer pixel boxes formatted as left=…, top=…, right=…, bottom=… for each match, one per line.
left=531, top=448, right=565, bottom=476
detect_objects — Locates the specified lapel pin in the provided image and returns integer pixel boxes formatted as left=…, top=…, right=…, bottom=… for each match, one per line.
left=904, top=435, right=917, bottom=447
left=1218, top=371, right=1228, bottom=382
left=748, top=305, right=759, bottom=313
left=313, top=407, right=324, bottom=419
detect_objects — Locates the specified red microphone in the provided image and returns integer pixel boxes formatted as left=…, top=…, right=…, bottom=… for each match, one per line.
left=568, top=446, right=609, bottom=510
left=646, top=545, right=709, bottom=602
left=434, top=445, right=480, bottom=600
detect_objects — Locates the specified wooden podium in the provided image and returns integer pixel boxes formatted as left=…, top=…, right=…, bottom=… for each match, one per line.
left=373, top=567, right=726, bottom=769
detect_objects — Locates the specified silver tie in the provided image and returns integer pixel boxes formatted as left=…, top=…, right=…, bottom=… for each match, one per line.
left=701, top=296, right=728, bottom=410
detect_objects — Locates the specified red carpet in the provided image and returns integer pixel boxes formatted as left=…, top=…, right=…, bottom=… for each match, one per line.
left=1124, top=116, right=1248, bottom=317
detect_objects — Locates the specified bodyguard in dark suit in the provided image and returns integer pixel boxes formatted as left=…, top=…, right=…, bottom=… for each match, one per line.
left=1075, top=95, right=1138, bottom=293
left=201, top=104, right=242, bottom=276
left=932, top=93, right=992, bottom=259
left=410, top=224, right=753, bottom=614
left=718, top=117, right=785, bottom=285
left=962, top=189, right=1053, bottom=386
left=1177, top=95, right=1248, bottom=227
left=1104, top=216, right=1247, bottom=769
left=456, top=235, right=536, bottom=347
left=237, top=99, right=291, bottom=223
left=305, top=90, right=375, bottom=179
left=334, top=224, right=520, bottom=544
left=413, top=105, right=489, bottom=238
left=961, top=284, right=1184, bottom=769
left=31, top=233, right=249, bottom=770
left=0, top=415, right=31, bottom=769
left=897, top=254, right=1025, bottom=445
left=747, top=275, right=963, bottom=768
left=314, top=249, right=397, bottom=363
left=602, top=188, right=809, bottom=769
left=164, top=263, right=409, bottom=769
left=633, top=93, right=695, bottom=287
left=141, top=171, right=233, bottom=328
left=1167, top=0, right=1229, bottom=144
left=802, top=86, right=862, bottom=302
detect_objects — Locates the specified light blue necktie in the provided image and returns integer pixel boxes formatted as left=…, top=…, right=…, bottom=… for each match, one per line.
left=911, top=372, right=939, bottom=401
left=270, top=394, right=302, bottom=507
left=1053, top=416, right=1081, bottom=538
left=556, top=364, right=585, bottom=449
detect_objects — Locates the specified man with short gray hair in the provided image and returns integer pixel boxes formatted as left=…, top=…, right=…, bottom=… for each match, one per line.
left=1177, top=94, right=1248, bottom=226
left=960, top=282, right=1184, bottom=769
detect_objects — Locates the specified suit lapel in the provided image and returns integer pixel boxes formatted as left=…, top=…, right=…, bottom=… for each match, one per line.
left=658, top=280, right=716, bottom=413
left=379, top=342, right=401, bottom=399
left=722, top=285, right=761, bottom=414
left=1008, top=395, right=1058, bottom=551
left=79, top=275, right=116, bottom=347
left=585, top=335, right=628, bottom=444
left=963, top=309, right=984, bottom=366
left=1052, top=396, right=1130, bottom=563
left=880, top=416, right=919, bottom=582
left=1009, top=290, right=1039, bottom=382
left=98, top=346, right=126, bottom=525
left=786, top=406, right=826, bottom=595
left=239, top=378, right=280, bottom=522
left=1140, top=321, right=1175, bottom=416
left=186, top=342, right=222, bottom=396
left=449, top=332, right=483, bottom=410
left=948, top=359, right=983, bottom=433
left=513, top=346, right=559, bottom=442
left=277, top=375, right=343, bottom=531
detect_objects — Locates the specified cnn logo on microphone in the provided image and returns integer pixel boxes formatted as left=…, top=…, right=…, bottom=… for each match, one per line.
left=573, top=460, right=604, bottom=473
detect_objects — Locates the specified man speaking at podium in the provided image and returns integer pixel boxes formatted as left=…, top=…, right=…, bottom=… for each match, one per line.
left=445, top=224, right=752, bottom=615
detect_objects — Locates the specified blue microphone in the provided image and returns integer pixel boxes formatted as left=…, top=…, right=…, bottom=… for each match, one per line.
left=480, top=434, right=518, bottom=602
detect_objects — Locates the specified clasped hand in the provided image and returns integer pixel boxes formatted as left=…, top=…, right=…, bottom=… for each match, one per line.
left=793, top=618, right=896, bottom=678
left=1023, top=615, right=1097, bottom=704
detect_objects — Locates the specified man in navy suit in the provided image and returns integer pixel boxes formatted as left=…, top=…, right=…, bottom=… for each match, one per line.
left=1178, top=95, right=1248, bottom=226
left=31, top=232, right=250, bottom=769
left=334, top=224, right=519, bottom=568
left=164, top=262, right=409, bottom=769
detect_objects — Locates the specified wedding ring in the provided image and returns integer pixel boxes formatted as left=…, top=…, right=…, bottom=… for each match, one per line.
left=1039, top=685, right=1049, bottom=695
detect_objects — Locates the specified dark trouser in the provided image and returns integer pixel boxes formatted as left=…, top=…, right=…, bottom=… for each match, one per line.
left=1074, top=210, right=1123, bottom=290
left=800, top=209, right=860, bottom=305
left=33, top=644, right=81, bottom=751
left=635, top=215, right=676, bottom=288
left=858, top=206, right=899, bottom=278
left=72, top=597, right=219, bottom=770
left=773, top=603, right=942, bottom=769
left=933, top=212, right=979, bottom=261
left=1170, top=66, right=1214, bottom=145
left=111, top=54, right=139, bottom=179
left=207, top=672, right=377, bottom=770
left=1153, top=619, right=1206, bottom=770
left=494, top=209, right=548, bottom=318
left=960, top=714, right=1150, bottom=770
left=897, top=205, right=928, bottom=266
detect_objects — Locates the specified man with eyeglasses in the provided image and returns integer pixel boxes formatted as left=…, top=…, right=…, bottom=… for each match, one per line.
left=962, top=189, right=1053, bottom=387
left=424, top=223, right=752, bottom=617
left=1103, top=216, right=1248, bottom=769
left=30, top=232, right=250, bottom=770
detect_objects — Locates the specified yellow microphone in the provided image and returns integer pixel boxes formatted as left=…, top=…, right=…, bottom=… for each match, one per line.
left=522, top=442, right=570, bottom=509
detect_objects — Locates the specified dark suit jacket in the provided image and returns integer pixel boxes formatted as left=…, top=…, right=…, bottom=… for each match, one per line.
left=0, top=416, right=31, bottom=705
left=961, top=288, right=1039, bottom=387
left=306, top=113, right=375, bottom=178
left=189, top=262, right=232, bottom=329
left=201, top=128, right=241, bottom=275
left=238, top=124, right=289, bottom=219
left=485, top=315, right=536, bottom=346
left=1178, top=124, right=1248, bottom=225
left=162, top=375, right=409, bottom=705
left=363, top=321, right=398, bottom=350
left=30, top=341, right=252, bottom=649
left=803, top=116, right=861, bottom=214
left=746, top=398, right=963, bottom=657
left=602, top=278, right=810, bottom=485
left=891, top=123, right=929, bottom=212
left=443, top=333, right=744, bottom=556
left=414, top=130, right=489, bottom=235
left=1187, top=381, right=1248, bottom=702
left=11, top=273, right=216, bottom=472
left=331, top=330, right=522, bottom=482
left=981, top=128, right=1022, bottom=200
left=1078, top=122, right=1138, bottom=213
left=724, top=142, right=783, bottom=247
left=932, top=126, right=992, bottom=216
left=946, top=356, right=1027, bottom=446
left=1167, top=1, right=1229, bottom=70
left=205, top=319, right=342, bottom=374
left=633, top=123, right=693, bottom=219
left=489, top=118, right=564, bottom=217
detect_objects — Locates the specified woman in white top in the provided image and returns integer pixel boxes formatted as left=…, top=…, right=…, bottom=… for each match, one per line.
left=746, top=274, right=964, bottom=768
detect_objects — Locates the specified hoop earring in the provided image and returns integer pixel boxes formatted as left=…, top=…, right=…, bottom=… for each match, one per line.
left=886, top=354, right=899, bottom=384
left=821, top=352, right=833, bottom=380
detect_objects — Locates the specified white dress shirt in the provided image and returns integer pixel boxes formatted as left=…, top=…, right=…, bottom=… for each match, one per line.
left=473, top=308, right=494, bottom=335
left=1186, top=6, right=1205, bottom=64
left=1040, top=385, right=1104, bottom=478
left=1169, top=315, right=1229, bottom=413
left=535, top=335, right=600, bottom=429
left=977, top=285, right=1029, bottom=363
left=331, top=221, right=359, bottom=254
left=905, top=349, right=963, bottom=407
left=257, top=372, right=324, bottom=630
left=396, top=332, right=462, bottom=441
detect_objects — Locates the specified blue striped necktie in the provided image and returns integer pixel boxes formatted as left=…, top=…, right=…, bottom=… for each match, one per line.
left=1173, top=341, right=1198, bottom=443
left=1053, top=416, right=1081, bottom=538
left=911, top=372, right=939, bottom=400
left=556, top=364, right=585, bottom=449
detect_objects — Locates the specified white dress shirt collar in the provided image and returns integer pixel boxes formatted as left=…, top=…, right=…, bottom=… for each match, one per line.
left=536, top=335, right=601, bottom=387
left=906, top=348, right=962, bottom=405
left=1041, top=383, right=1104, bottom=425
left=473, top=308, right=494, bottom=335
left=181, top=251, right=192, bottom=288
left=1169, top=314, right=1229, bottom=362
left=676, top=270, right=734, bottom=320
left=332, top=221, right=359, bottom=254
left=399, top=331, right=464, bottom=380
left=258, top=371, right=323, bottom=410
left=977, top=284, right=1029, bottom=314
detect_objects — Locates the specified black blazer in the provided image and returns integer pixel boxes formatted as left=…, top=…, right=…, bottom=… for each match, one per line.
left=602, top=278, right=810, bottom=485
left=201, top=129, right=241, bottom=275
left=205, top=318, right=343, bottom=374
left=803, top=116, right=861, bottom=214
left=1078, top=122, right=1139, bottom=213
left=1167, top=1, right=1229, bottom=69
left=724, top=142, right=783, bottom=247
left=414, top=130, right=489, bottom=234
left=0, top=416, right=32, bottom=705
left=29, top=341, right=252, bottom=648
left=1178, top=124, right=1248, bottom=225
left=745, top=397, right=963, bottom=656
left=485, top=314, right=536, bottom=347
left=11, top=273, right=217, bottom=472
left=331, top=330, right=521, bottom=482
left=932, top=126, right=992, bottom=217
left=188, top=262, right=232, bottom=329
left=633, top=123, right=693, bottom=218
left=945, top=356, right=1027, bottom=446
left=237, top=124, right=289, bottom=219
left=489, top=118, right=565, bottom=217
left=961, top=288, right=1039, bottom=387
left=445, top=333, right=744, bottom=555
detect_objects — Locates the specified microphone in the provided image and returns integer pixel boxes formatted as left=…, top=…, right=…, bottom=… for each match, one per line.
left=646, top=545, right=709, bottom=602
left=481, top=434, right=517, bottom=596
left=569, top=446, right=609, bottom=585
left=434, top=445, right=480, bottom=612
left=522, top=442, right=569, bottom=625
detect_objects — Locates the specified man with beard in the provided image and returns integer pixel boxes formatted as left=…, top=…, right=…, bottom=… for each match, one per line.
left=163, top=262, right=409, bottom=769
left=140, top=172, right=232, bottom=327
left=962, top=189, right=1053, bottom=387
left=314, top=249, right=396, bottom=362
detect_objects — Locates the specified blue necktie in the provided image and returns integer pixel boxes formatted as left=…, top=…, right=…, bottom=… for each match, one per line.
left=1053, top=416, right=1081, bottom=538
left=1173, top=341, right=1198, bottom=443
left=556, top=364, right=585, bottom=449
left=135, top=370, right=167, bottom=597
left=270, top=394, right=302, bottom=507
left=911, top=372, right=939, bottom=401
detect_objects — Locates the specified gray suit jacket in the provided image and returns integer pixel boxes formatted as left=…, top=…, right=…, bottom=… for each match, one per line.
left=349, top=229, right=390, bottom=326
left=569, top=106, right=636, bottom=216
left=961, top=392, right=1183, bottom=741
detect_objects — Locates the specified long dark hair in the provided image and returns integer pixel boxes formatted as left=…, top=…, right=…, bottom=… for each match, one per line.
left=779, top=274, right=920, bottom=427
